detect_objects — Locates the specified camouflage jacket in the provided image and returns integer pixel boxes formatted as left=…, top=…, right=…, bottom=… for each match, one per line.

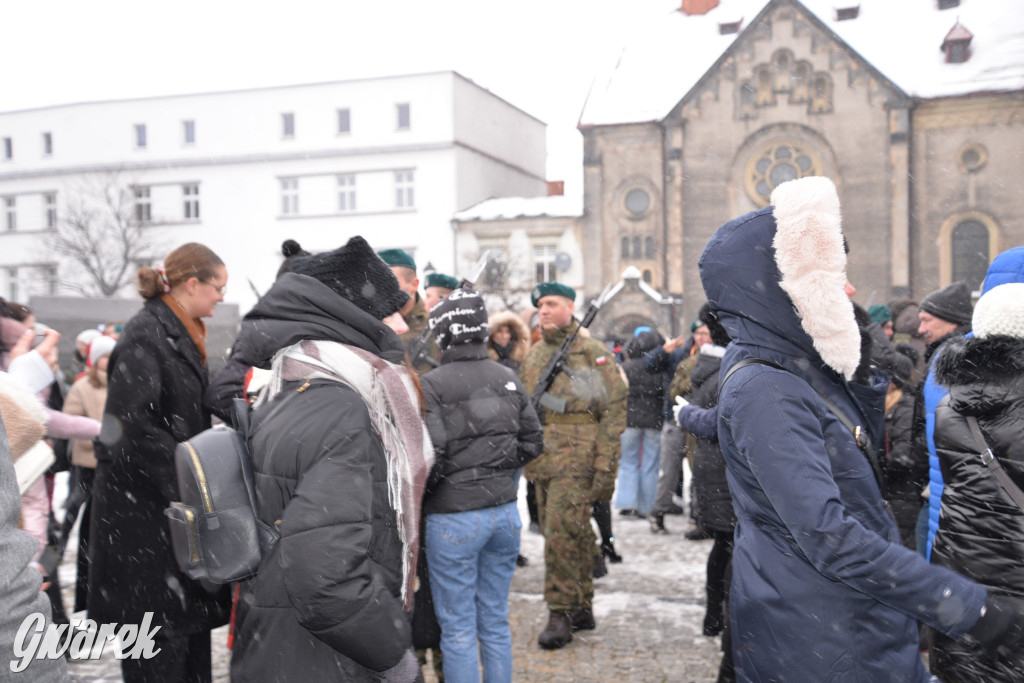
left=519, top=320, right=627, bottom=480
left=399, top=293, right=440, bottom=374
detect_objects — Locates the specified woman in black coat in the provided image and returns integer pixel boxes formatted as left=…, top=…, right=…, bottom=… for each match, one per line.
left=90, top=243, right=231, bottom=683
left=229, top=236, right=427, bottom=683
left=930, top=283, right=1024, bottom=682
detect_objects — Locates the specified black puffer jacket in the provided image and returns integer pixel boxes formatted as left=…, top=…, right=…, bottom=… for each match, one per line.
left=929, top=334, right=1024, bottom=682
left=420, top=343, right=543, bottom=515
left=881, top=388, right=922, bottom=549
left=684, top=346, right=735, bottom=534
left=230, top=275, right=413, bottom=682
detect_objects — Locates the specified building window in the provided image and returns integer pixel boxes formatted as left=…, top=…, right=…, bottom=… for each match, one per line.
left=395, top=171, right=414, bottom=208
left=643, top=269, right=653, bottom=283
left=2, top=137, right=10, bottom=159
left=4, top=197, right=15, bottom=231
left=133, top=186, right=151, bottom=223
left=183, top=120, right=196, bottom=145
left=337, top=108, right=350, bottom=134
left=810, top=73, right=833, bottom=113
left=42, top=132, right=52, bottom=156
left=745, top=139, right=823, bottom=207
left=42, top=265, right=57, bottom=296
left=43, top=193, right=56, bottom=229
left=623, top=188, right=651, bottom=217
left=632, top=236, right=642, bottom=259
left=645, top=236, right=656, bottom=259
left=337, top=174, right=356, bottom=212
left=951, top=220, right=990, bottom=291
left=134, top=124, right=147, bottom=148
left=7, top=268, right=17, bottom=301
left=396, top=103, right=411, bottom=130
left=282, top=113, right=295, bottom=138
left=281, top=178, right=299, bottom=215
left=479, top=247, right=508, bottom=290
left=534, top=245, right=558, bottom=284
left=957, top=144, right=987, bottom=174
left=621, top=237, right=630, bottom=258
left=183, top=184, right=200, bottom=220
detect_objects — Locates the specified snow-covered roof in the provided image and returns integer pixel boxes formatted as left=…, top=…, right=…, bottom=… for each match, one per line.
left=580, top=0, right=1024, bottom=127
left=453, top=194, right=583, bottom=222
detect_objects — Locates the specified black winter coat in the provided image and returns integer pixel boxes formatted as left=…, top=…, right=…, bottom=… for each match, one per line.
left=882, top=388, right=923, bottom=549
left=930, top=334, right=1024, bottom=682
left=622, top=357, right=665, bottom=430
left=420, top=343, right=543, bottom=515
left=683, top=347, right=735, bottom=534
left=89, top=297, right=231, bottom=632
left=229, top=275, right=414, bottom=682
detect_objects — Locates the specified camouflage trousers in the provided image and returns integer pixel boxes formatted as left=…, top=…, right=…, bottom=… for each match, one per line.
left=535, top=475, right=595, bottom=611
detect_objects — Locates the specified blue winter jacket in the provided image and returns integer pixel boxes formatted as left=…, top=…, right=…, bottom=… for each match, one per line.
left=925, top=246, right=1024, bottom=557
left=701, top=204, right=986, bottom=682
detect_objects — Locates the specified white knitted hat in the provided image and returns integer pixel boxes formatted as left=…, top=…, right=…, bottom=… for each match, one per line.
left=972, top=283, right=1024, bottom=339
left=88, top=335, right=117, bottom=366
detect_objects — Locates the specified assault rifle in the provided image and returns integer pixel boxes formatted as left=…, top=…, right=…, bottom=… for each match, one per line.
left=407, top=256, right=489, bottom=369
left=529, top=283, right=613, bottom=423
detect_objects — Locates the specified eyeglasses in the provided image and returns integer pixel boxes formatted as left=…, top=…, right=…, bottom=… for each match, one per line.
left=203, top=280, right=227, bottom=297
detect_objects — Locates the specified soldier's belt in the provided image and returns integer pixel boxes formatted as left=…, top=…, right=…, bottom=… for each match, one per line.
left=544, top=412, right=598, bottom=425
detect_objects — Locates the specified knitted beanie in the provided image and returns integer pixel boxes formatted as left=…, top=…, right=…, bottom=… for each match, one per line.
left=76, top=329, right=101, bottom=348
left=428, top=287, right=489, bottom=351
left=868, top=304, right=892, bottom=325
left=88, top=335, right=117, bottom=366
left=291, top=235, right=410, bottom=320
left=971, top=283, right=1024, bottom=339
left=919, top=281, right=973, bottom=326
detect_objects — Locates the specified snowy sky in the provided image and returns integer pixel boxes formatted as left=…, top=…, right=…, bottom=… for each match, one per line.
left=0, top=0, right=682, bottom=197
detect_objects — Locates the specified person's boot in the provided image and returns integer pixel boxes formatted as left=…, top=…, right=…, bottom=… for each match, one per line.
left=571, top=607, right=596, bottom=631
left=592, top=552, right=608, bottom=579
left=649, top=513, right=668, bottom=534
left=538, top=610, right=573, bottom=649
left=601, top=541, right=623, bottom=563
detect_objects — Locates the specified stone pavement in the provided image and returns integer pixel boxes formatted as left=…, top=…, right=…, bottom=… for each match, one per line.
left=55, top=483, right=722, bottom=682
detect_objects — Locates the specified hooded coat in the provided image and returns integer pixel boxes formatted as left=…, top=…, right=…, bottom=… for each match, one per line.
left=486, top=309, right=530, bottom=371
left=229, top=274, right=415, bottom=682
left=702, top=177, right=986, bottom=682
left=929, top=334, right=1024, bottom=681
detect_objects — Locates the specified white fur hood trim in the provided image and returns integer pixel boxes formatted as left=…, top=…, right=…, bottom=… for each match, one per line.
left=771, top=177, right=860, bottom=380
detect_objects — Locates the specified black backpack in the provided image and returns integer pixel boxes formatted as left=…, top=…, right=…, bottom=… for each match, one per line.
left=165, top=399, right=279, bottom=584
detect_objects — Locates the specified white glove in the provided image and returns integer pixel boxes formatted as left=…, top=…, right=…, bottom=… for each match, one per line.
left=673, top=395, right=690, bottom=427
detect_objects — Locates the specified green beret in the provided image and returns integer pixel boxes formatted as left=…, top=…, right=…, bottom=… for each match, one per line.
left=531, top=282, right=576, bottom=307
left=424, top=273, right=459, bottom=291
left=377, top=248, right=416, bottom=271
left=868, top=304, right=892, bottom=324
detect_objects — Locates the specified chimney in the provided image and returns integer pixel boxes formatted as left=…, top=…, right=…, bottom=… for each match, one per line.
left=681, top=0, right=720, bottom=15
left=547, top=180, right=565, bottom=196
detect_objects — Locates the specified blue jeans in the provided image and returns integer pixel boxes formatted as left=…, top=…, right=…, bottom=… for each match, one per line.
left=426, top=501, right=521, bottom=683
left=615, top=427, right=662, bottom=516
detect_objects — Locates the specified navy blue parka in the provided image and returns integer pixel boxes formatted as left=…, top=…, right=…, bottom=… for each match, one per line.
left=702, top=178, right=986, bottom=682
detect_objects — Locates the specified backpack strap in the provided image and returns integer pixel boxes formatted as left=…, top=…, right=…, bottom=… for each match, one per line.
left=721, top=357, right=887, bottom=498
left=966, top=415, right=1024, bottom=513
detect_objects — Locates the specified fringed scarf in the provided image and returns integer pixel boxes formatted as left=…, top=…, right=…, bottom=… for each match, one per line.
left=256, top=339, right=434, bottom=611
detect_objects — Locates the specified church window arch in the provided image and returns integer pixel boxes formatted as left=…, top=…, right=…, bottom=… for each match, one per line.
left=937, top=211, right=1001, bottom=292
left=755, top=66, right=775, bottom=106
left=772, top=49, right=794, bottom=92
left=810, top=73, right=833, bottom=113
left=744, top=138, right=824, bottom=207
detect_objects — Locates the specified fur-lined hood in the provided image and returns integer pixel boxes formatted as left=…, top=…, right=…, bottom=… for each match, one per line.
left=487, top=309, right=530, bottom=364
left=699, top=176, right=860, bottom=379
left=934, top=335, right=1024, bottom=415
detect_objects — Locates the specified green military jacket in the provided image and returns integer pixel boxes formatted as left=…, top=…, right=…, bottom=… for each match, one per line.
left=519, top=320, right=627, bottom=480
left=399, top=293, right=440, bottom=374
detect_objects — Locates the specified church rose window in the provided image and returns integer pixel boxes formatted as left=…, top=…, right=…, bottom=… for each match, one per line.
left=624, top=188, right=651, bottom=216
left=745, top=139, right=823, bottom=206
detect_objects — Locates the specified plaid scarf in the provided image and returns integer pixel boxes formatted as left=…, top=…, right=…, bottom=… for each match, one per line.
left=257, top=339, right=433, bottom=610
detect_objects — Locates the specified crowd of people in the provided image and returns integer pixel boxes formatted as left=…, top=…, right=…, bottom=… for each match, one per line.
left=2, top=174, right=1024, bottom=682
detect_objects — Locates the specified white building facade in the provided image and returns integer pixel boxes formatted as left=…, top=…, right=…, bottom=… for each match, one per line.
left=0, top=71, right=547, bottom=312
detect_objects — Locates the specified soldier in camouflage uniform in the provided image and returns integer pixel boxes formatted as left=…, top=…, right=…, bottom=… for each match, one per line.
left=378, top=248, right=441, bottom=374
left=519, top=282, right=627, bottom=650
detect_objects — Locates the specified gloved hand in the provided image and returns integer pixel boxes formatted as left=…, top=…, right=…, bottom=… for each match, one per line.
left=673, top=395, right=690, bottom=427
left=966, top=595, right=1024, bottom=659
left=590, top=470, right=616, bottom=502
left=379, top=649, right=420, bottom=683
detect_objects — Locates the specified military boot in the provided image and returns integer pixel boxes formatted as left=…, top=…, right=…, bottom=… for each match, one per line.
left=571, top=607, right=596, bottom=631
left=538, top=610, right=573, bottom=649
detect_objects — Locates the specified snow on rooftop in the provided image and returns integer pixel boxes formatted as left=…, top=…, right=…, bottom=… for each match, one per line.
left=453, top=194, right=583, bottom=222
left=580, top=0, right=1024, bottom=127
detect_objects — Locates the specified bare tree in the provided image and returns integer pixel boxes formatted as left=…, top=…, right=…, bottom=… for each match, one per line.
left=466, top=247, right=535, bottom=312
left=46, top=172, right=156, bottom=297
